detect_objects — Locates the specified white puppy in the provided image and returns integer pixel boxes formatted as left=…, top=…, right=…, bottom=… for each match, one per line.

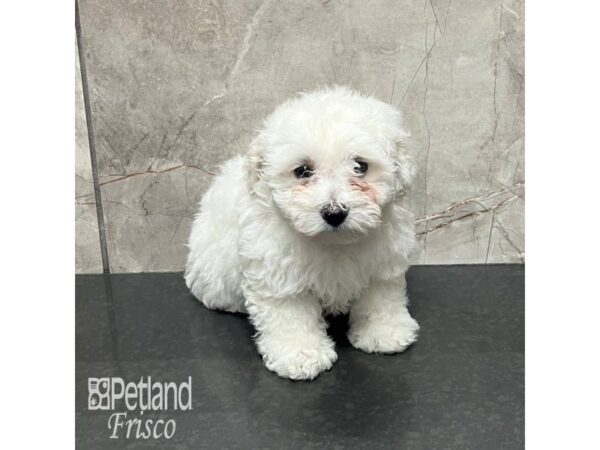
left=185, top=86, right=419, bottom=380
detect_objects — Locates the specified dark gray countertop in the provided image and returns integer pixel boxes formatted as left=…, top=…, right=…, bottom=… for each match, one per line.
left=76, top=265, right=524, bottom=449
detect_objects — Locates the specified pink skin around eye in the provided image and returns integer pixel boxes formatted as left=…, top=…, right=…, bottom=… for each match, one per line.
left=292, top=176, right=314, bottom=192
left=350, top=178, right=379, bottom=203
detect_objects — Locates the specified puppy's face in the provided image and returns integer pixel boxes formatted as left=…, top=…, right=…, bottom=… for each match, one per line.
left=249, top=88, right=413, bottom=243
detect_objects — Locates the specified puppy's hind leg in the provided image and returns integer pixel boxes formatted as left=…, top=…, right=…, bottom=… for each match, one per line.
left=348, top=274, right=419, bottom=353
left=184, top=216, right=246, bottom=314
left=184, top=155, right=249, bottom=314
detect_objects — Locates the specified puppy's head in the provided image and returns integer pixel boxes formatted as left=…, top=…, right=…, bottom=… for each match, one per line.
left=248, top=87, right=414, bottom=243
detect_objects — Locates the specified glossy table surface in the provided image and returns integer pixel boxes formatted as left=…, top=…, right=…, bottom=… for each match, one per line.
left=76, top=265, right=524, bottom=449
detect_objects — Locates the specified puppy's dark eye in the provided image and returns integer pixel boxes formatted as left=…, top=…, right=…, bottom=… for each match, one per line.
left=294, top=164, right=313, bottom=179
left=354, top=160, right=368, bottom=176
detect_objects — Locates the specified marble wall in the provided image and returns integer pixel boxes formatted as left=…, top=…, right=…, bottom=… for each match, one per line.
left=76, top=0, right=524, bottom=273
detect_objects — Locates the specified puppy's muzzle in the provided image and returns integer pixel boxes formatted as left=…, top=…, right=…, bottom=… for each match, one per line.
left=321, top=204, right=348, bottom=227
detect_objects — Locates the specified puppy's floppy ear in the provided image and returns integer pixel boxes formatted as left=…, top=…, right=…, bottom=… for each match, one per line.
left=394, top=137, right=416, bottom=191
left=245, top=137, right=265, bottom=191
left=383, top=106, right=415, bottom=191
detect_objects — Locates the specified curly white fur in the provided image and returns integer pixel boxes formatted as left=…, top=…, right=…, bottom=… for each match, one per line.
left=185, top=87, right=419, bottom=380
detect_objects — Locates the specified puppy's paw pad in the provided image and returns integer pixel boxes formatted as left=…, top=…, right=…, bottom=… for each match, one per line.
left=348, top=316, right=419, bottom=354
left=264, top=346, right=338, bottom=380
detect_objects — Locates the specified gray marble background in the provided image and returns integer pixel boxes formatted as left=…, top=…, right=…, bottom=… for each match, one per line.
left=76, top=0, right=524, bottom=273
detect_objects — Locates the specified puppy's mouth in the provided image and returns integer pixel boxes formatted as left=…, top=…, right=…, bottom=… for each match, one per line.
left=310, top=225, right=366, bottom=246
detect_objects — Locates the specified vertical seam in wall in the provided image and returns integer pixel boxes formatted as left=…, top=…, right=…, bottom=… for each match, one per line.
left=76, top=0, right=110, bottom=274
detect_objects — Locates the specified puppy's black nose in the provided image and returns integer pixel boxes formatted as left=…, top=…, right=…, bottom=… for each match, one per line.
left=321, top=208, right=348, bottom=227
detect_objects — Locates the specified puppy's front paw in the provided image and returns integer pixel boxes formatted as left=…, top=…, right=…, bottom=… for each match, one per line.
left=261, top=339, right=338, bottom=380
left=348, top=314, right=419, bottom=354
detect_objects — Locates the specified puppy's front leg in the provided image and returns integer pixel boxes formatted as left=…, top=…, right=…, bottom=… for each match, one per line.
left=246, top=292, right=337, bottom=380
left=348, top=274, right=419, bottom=354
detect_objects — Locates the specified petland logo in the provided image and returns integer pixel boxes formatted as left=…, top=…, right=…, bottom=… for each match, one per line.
left=88, top=377, right=192, bottom=440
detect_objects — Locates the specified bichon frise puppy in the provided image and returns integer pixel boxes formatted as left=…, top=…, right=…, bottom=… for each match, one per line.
left=185, top=86, right=419, bottom=380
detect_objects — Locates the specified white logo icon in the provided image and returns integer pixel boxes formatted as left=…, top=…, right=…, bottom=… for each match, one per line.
left=88, top=378, right=110, bottom=410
